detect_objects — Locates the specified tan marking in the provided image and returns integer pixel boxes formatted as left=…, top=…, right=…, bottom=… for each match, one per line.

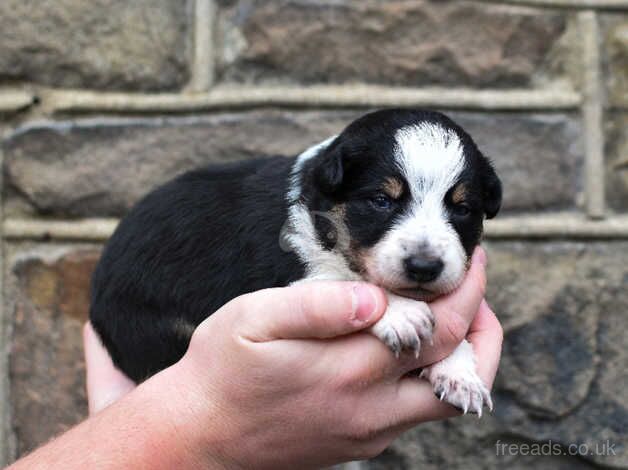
left=173, top=318, right=196, bottom=341
left=382, top=177, right=404, bottom=199
left=328, top=203, right=367, bottom=274
left=451, top=183, right=467, bottom=204
left=330, top=203, right=346, bottom=218
left=346, top=240, right=368, bottom=275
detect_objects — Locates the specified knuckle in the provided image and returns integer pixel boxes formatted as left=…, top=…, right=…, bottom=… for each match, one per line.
left=346, top=434, right=391, bottom=461
left=232, top=291, right=256, bottom=313
left=295, top=292, right=314, bottom=325
left=494, top=318, right=504, bottom=345
left=443, top=311, right=468, bottom=345
left=476, top=270, right=487, bottom=298
left=362, top=439, right=392, bottom=460
left=484, top=304, right=503, bottom=344
left=345, top=415, right=383, bottom=444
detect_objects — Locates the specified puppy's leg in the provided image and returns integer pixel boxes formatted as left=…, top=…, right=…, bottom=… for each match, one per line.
left=420, top=339, right=492, bottom=416
left=369, top=292, right=435, bottom=358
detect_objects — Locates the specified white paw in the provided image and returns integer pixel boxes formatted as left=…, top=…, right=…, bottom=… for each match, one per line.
left=421, top=364, right=493, bottom=417
left=370, top=296, right=434, bottom=358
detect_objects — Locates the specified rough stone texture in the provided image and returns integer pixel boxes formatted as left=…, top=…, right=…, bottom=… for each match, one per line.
left=364, top=242, right=628, bottom=469
left=450, top=112, right=583, bottom=213
left=216, top=0, right=568, bottom=88
left=603, top=14, right=628, bottom=107
left=0, top=0, right=190, bottom=91
left=606, top=112, right=628, bottom=212
left=8, top=246, right=100, bottom=457
left=3, top=111, right=583, bottom=218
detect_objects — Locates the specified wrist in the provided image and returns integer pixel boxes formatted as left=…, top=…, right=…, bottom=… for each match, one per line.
left=147, top=359, right=243, bottom=469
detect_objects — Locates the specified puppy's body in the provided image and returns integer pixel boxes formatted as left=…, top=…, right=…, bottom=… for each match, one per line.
left=91, top=109, right=501, bottom=414
left=91, top=157, right=305, bottom=378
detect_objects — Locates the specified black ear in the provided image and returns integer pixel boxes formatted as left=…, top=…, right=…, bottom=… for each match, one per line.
left=482, top=159, right=502, bottom=219
left=313, top=142, right=346, bottom=194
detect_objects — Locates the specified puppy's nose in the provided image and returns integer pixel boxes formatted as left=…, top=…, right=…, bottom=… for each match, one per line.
left=404, top=256, right=444, bottom=283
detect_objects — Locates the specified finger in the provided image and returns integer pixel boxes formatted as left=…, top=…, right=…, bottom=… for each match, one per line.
left=234, top=282, right=387, bottom=342
left=332, top=378, right=462, bottom=451
left=418, top=246, right=487, bottom=365
left=467, top=300, right=503, bottom=389
left=83, top=322, right=136, bottom=415
left=372, top=377, right=460, bottom=430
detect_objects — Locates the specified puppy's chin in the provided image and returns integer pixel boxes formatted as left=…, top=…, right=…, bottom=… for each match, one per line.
left=387, top=275, right=465, bottom=302
left=362, top=270, right=444, bottom=302
left=389, top=286, right=440, bottom=302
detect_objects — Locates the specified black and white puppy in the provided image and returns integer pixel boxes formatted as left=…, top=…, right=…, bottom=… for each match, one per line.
left=90, top=109, right=502, bottom=415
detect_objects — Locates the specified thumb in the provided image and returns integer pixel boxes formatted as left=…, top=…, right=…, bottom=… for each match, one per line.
left=234, top=281, right=387, bottom=342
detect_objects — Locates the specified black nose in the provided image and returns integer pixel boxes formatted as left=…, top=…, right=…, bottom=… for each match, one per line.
left=404, top=256, right=444, bottom=283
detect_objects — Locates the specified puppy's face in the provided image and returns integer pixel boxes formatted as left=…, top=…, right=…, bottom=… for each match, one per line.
left=301, top=109, right=502, bottom=299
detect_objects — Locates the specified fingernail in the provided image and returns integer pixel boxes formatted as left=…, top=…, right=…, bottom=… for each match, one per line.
left=352, top=284, right=379, bottom=323
left=473, top=246, right=487, bottom=267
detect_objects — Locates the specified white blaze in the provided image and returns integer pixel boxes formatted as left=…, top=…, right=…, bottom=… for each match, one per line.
left=365, top=124, right=468, bottom=294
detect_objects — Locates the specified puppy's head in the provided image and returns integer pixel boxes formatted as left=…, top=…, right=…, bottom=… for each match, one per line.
left=298, top=109, right=502, bottom=299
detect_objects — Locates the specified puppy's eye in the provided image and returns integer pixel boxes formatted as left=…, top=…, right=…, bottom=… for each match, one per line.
left=452, top=203, right=471, bottom=217
left=370, top=194, right=393, bottom=210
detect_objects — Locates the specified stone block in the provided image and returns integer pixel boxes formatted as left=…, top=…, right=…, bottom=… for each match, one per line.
left=0, top=0, right=190, bottom=91
left=216, top=0, right=568, bottom=88
left=8, top=246, right=101, bottom=457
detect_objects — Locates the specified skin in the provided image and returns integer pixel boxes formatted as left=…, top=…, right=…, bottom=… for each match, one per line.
left=9, top=247, right=502, bottom=470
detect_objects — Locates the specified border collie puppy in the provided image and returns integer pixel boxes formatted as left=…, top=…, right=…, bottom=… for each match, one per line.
left=90, top=109, right=502, bottom=415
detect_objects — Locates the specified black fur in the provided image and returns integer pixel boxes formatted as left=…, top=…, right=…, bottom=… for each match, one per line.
left=90, top=157, right=305, bottom=381
left=90, top=109, right=501, bottom=382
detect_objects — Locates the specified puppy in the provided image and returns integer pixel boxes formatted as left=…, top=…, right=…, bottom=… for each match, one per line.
left=90, top=109, right=502, bottom=415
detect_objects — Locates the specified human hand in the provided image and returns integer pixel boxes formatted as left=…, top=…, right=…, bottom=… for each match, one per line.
left=159, top=247, right=501, bottom=469
left=82, top=247, right=502, bottom=468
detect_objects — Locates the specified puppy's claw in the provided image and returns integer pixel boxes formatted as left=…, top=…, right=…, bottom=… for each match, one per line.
left=486, top=391, right=494, bottom=412
left=423, top=369, right=493, bottom=417
left=380, top=330, right=401, bottom=358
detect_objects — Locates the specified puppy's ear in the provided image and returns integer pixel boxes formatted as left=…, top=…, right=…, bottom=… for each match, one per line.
left=313, top=142, right=346, bottom=194
left=482, top=159, right=502, bottom=219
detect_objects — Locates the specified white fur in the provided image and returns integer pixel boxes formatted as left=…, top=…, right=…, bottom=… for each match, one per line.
left=284, top=138, right=357, bottom=281
left=364, top=124, right=467, bottom=295
left=369, top=293, right=434, bottom=356
left=420, top=339, right=493, bottom=416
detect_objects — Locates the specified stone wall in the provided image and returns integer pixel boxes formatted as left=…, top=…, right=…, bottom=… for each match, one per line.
left=1, top=0, right=627, bottom=468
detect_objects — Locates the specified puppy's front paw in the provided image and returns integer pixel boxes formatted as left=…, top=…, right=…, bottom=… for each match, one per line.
left=370, top=296, right=434, bottom=358
left=420, top=363, right=493, bottom=417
